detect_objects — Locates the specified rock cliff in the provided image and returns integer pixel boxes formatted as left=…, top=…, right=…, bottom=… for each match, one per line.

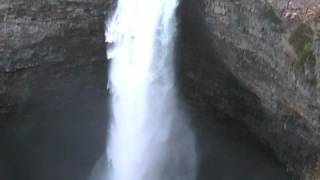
left=178, top=0, right=320, bottom=179
left=0, top=0, right=112, bottom=179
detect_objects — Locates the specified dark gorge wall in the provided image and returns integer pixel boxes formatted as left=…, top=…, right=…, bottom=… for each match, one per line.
left=177, top=0, right=289, bottom=179
left=177, top=0, right=320, bottom=179
left=0, top=0, right=112, bottom=179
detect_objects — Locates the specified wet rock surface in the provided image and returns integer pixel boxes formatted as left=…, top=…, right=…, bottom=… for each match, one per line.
left=177, top=1, right=290, bottom=179
left=0, top=0, right=112, bottom=179
left=178, top=0, right=320, bottom=179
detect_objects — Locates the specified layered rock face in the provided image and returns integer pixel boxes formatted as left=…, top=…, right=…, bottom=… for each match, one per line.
left=0, top=0, right=112, bottom=179
left=178, top=0, right=320, bottom=179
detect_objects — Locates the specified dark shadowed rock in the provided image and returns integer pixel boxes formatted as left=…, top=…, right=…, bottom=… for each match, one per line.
left=177, top=0, right=320, bottom=179
left=0, top=0, right=112, bottom=179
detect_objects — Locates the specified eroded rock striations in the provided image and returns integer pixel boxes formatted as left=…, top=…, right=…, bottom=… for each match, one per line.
left=0, top=0, right=112, bottom=180
left=178, top=0, right=320, bottom=179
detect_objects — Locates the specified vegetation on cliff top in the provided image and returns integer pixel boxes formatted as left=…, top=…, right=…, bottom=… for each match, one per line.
left=285, top=0, right=320, bottom=23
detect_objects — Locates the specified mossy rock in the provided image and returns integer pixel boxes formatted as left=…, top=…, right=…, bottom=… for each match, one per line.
left=237, top=14, right=249, bottom=33
left=316, top=22, right=320, bottom=33
left=263, top=5, right=282, bottom=25
left=289, top=23, right=316, bottom=65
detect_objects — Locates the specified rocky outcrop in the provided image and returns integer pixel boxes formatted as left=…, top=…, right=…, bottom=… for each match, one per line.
left=0, top=0, right=112, bottom=115
left=178, top=0, right=320, bottom=179
left=0, top=0, right=112, bottom=180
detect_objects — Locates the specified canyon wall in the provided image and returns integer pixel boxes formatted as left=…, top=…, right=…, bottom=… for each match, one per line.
left=178, top=0, right=320, bottom=179
left=0, top=0, right=112, bottom=179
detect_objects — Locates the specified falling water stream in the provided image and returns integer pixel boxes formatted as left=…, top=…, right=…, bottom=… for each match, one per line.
left=101, top=0, right=197, bottom=180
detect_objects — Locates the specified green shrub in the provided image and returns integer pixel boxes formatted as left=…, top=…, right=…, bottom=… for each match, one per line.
left=264, top=5, right=282, bottom=25
left=289, top=23, right=315, bottom=64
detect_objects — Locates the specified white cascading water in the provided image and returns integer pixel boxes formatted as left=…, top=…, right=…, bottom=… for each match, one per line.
left=98, top=0, right=197, bottom=180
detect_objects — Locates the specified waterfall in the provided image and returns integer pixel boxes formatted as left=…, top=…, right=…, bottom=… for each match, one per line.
left=100, top=0, right=197, bottom=180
